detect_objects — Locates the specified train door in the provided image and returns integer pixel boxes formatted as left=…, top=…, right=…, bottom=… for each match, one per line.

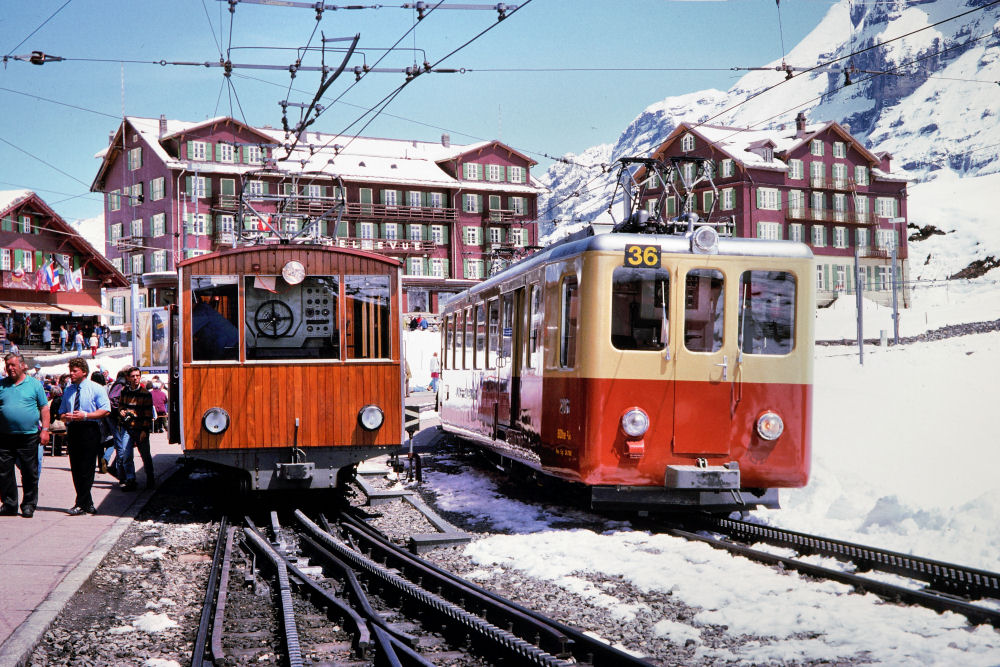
left=496, top=289, right=521, bottom=428
left=671, top=263, right=732, bottom=455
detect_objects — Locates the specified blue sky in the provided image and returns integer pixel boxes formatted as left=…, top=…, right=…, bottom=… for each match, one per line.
left=0, top=0, right=834, bottom=224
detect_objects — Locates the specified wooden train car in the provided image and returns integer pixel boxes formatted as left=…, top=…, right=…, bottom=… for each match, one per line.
left=172, top=244, right=404, bottom=490
left=438, top=226, right=814, bottom=511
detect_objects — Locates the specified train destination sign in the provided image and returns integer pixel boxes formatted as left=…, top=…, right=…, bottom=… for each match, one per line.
left=624, top=244, right=661, bottom=268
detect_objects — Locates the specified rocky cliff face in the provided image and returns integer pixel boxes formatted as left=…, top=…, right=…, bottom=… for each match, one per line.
left=539, top=0, right=1000, bottom=240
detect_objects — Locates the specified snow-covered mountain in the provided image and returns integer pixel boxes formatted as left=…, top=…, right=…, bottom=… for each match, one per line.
left=539, top=0, right=1000, bottom=277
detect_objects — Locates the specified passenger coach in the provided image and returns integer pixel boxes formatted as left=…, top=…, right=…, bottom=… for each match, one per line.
left=172, top=245, right=404, bottom=490
left=438, top=226, right=814, bottom=511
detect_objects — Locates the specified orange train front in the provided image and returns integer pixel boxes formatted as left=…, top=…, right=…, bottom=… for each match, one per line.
left=171, top=245, right=405, bottom=491
left=438, top=226, right=813, bottom=512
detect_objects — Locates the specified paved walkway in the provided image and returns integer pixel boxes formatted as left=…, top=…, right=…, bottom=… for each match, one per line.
left=0, top=432, right=181, bottom=666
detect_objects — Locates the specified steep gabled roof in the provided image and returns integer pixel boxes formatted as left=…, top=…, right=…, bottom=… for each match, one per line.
left=0, top=190, right=128, bottom=287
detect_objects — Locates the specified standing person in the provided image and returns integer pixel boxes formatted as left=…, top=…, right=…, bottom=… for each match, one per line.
left=149, top=380, right=168, bottom=433
left=73, top=329, right=84, bottom=353
left=42, top=321, right=52, bottom=348
left=429, top=352, right=441, bottom=392
left=0, top=353, right=50, bottom=518
left=114, top=366, right=154, bottom=490
left=59, top=324, right=68, bottom=353
left=59, top=358, right=110, bottom=515
left=89, top=331, right=98, bottom=358
left=105, top=370, right=128, bottom=477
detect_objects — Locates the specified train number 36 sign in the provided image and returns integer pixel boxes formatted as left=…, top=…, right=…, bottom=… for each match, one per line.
left=624, top=244, right=661, bottom=268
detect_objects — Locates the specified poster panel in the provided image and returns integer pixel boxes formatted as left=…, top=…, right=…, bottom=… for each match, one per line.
left=133, top=307, right=169, bottom=375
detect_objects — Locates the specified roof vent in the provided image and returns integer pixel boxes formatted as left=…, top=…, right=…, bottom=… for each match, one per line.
left=359, top=161, right=366, bottom=167
left=159, top=114, right=167, bottom=138
left=391, top=163, right=397, bottom=169
left=441, top=133, right=450, bottom=147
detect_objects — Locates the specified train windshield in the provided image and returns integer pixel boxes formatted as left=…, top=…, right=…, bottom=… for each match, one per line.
left=684, top=269, right=725, bottom=353
left=610, top=267, right=670, bottom=351
left=244, top=276, right=340, bottom=360
left=738, top=271, right=796, bottom=355
left=344, top=275, right=391, bottom=359
left=191, top=276, right=239, bottom=361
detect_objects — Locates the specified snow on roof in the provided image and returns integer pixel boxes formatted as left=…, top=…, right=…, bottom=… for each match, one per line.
left=110, top=117, right=546, bottom=193
left=0, top=189, right=33, bottom=215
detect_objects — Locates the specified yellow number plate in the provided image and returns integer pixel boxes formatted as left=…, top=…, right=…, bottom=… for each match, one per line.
left=624, top=244, right=661, bottom=268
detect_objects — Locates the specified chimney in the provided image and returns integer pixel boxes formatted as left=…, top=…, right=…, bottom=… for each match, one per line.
left=795, top=111, right=807, bottom=137
left=441, top=133, right=450, bottom=148
left=842, top=123, right=851, bottom=134
left=159, top=114, right=168, bottom=138
left=108, top=131, right=115, bottom=146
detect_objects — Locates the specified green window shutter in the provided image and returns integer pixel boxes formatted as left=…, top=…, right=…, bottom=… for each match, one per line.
left=13, top=249, right=23, bottom=267
left=2, top=216, right=10, bottom=232
left=319, top=221, right=328, bottom=236
left=336, top=221, right=347, bottom=237
left=221, top=179, right=235, bottom=196
left=204, top=179, right=212, bottom=198
left=489, top=195, right=501, bottom=211
left=441, top=258, right=450, bottom=277
left=846, top=267, right=853, bottom=293
left=756, top=222, right=762, bottom=238
left=755, top=189, right=762, bottom=208
left=35, top=250, right=44, bottom=268
left=777, top=190, right=782, bottom=207
left=423, top=224, right=431, bottom=241
left=824, top=265, right=831, bottom=288
left=380, top=189, right=387, bottom=204
left=185, top=176, right=192, bottom=194
left=206, top=215, right=214, bottom=235
left=73, top=255, right=80, bottom=270
left=442, top=225, right=449, bottom=244
left=213, top=144, right=219, bottom=161
left=360, top=188, right=372, bottom=204
left=186, top=141, right=193, bottom=159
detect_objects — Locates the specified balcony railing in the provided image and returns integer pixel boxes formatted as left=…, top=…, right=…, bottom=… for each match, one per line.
left=332, top=236, right=435, bottom=255
left=785, top=207, right=869, bottom=225
left=809, top=176, right=855, bottom=191
left=484, top=209, right=526, bottom=223
left=114, top=235, right=146, bottom=251
left=214, top=229, right=237, bottom=245
left=344, top=202, right=458, bottom=221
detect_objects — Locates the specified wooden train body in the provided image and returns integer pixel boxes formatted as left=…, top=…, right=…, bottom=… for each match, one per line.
left=438, top=229, right=814, bottom=511
left=171, top=244, right=404, bottom=490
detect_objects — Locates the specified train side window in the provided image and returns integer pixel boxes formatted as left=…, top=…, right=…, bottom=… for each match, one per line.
left=559, top=276, right=579, bottom=368
left=455, top=310, right=465, bottom=369
left=244, top=275, right=340, bottom=361
left=444, top=315, right=452, bottom=369
left=527, top=284, right=541, bottom=368
left=487, top=299, right=500, bottom=369
left=344, top=275, right=390, bottom=359
left=738, top=271, right=796, bottom=355
left=611, top=267, right=670, bottom=351
left=191, top=275, right=239, bottom=362
left=501, top=293, right=514, bottom=364
left=683, top=269, right=724, bottom=353
left=474, top=304, right=487, bottom=369
left=464, top=307, right=474, bottom=369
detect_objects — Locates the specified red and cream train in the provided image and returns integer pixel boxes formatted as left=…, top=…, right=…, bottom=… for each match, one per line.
left=437, top=225, right=814, bottom=511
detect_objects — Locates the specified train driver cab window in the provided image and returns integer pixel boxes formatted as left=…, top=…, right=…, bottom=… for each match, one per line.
left=444, top=315, right=453, bottom=369
left=527, top=284, right=541, bottom=368
left=345, top=275, right=391, bottom=359
left=191, top=276, right=239, bottom=362
left=610, top=267, right=670, bottom=351
left=244, top=275, right=339, bottom=360
left=683, top=269, right=724, bottom=353
left=487, top=299, right=500, bottom=369
left=738, top=271, right=796, bottom=355
left=559, top=276, right=579, bottom=368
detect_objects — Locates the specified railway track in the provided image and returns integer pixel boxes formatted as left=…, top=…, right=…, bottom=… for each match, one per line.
left=192, top=507, right=654, bottom=666
left=660, top=515, right=1000, bottom=628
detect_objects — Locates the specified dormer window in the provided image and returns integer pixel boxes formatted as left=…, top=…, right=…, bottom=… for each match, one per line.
left=763, top=147, right=773, bottom=162
left=681, top=134, right=695, bottom=152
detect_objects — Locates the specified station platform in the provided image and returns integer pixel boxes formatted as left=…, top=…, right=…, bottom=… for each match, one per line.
left=0, top=431, right=181, bottom=666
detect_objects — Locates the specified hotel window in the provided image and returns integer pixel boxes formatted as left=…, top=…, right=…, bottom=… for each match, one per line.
left=217, top=214, right=235, bottom=235
left=463, top=163, right=482, bottom=180
left=463, top=193, right=482, bottom=213
left=833, top=193, right=847, bottom=221
left=152, top=213, right=166, bottom=237
left=816, top=264, right=825, bottom=290
left=788, top=189, right=805, bottom=213
left=789, top=223, right=804, bottom=243
left=810, top=161, right=825, bottom=187
left=464, top=226, right=482, bottom=245
left=307, top=184, right=323, bottom=199
left=508, top=166, right=525, bottom=183
left=833, top=141, right=846, bottom=158
left=409, top=224, right=424, bottom=241
left=428, top=192, right=443, bottom=208
left=244, top=145, right=263, bottom=164
left=681, top=133, right=695, bottom=151
left=832, top=163, right=848, bottom=189
left=464, top=259, right=483, bottom=279
left=247, top=180, right=264, bottom=198
left=0, top=249, right=9, bottom=270
left=150, top=177, right=165, bottom=201
left=217, top=143, right=235, bottom=163
left=756, top=187, right=780, bottom=211
left=510, top=196, right=525, bottom=215
left=430, top=258, right=445, bottom=277
left=189, top=141, right=208, bottom=161
left=486, top=164, right=504, bottom=182
left=681, top=162, right=696, bottom=184
left=109, top=190, right=121, bottom=211
left=855, top=228, right=869, bottom=248
left=811, top=225, right=826, bottom=247
left=788, top=159, right=804, bottom=180
left=128, top=147, right=142, bottom=170
left=152, top=250, right=167, bottom=272
left=702, top=191, right=715, bottom=212
left=360, top=222, right=375, bottom=239
left=408, top=191, right=422, bottom=208
left=489, top=227, right=503, bottom=245
left=110, top=223, right=123, bottom=242
left=833, top=226, right=848, bottom=248
left=189, top=213, right=208, bottom=235
left=811, top=192, right=825, bottom=218
left=720, top=159, right=735, bottom=178
left=131, top=218, right=143, bottom=238
left=130, top=253, right=144, bottom=275
left=757, top=221, right=781, bottom=240
left=383, top=189, right=399, bottom=207
left=385, top=223, right=399, bottom=240
left=810, top=139, right=824, bottom=156
left=191, top=176, right=207, bottom=198
left=509, top=228, right=524, bottom=246
left=430, top=225, right=444, bottom=244
left=855, top=195, right=869, bottom=222
left=284, top=218, right=299, bottom=234
left=835, top=266, right=846, bottom=291
left=855, top=165, right=869, bottom=185
left=876, top=229, right=898, bottom=250
left=876, top=197, right=898, bottom=218
left=112, top=258, right=124, bottom=273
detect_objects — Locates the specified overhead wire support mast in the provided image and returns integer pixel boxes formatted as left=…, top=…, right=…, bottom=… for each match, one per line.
left=221, top=0, right=519, bottom=18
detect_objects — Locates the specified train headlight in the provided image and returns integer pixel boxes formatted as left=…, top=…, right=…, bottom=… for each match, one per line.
left=621, top=408, right=650, bottom=438
left=358, top=405, right=385, bottom=431
left=756, top=411, right=784, bottom=440
left=202, top=407, right=230, bottom=435
left=691, top=225, right=719, bottom=254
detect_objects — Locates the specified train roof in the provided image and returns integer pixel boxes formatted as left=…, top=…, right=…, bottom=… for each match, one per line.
left=176, top=242, right=404, bottom=270
left=448, top=226, right=814, bottom=304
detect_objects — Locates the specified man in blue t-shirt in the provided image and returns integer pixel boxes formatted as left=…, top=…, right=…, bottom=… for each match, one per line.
left=0, top=353, right=50, bottom=518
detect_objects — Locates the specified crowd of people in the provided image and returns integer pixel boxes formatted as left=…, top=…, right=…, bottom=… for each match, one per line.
left=0, top=353, right=169, bottom=518
left=1, top=315, right=126, bottom=358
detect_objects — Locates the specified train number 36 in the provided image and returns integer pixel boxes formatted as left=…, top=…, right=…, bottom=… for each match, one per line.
left=624, top=244, right=661, bottom=268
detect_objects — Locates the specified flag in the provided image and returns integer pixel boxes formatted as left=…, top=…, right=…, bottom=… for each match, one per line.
left=43, top=262, right=61, bottom=292
left=71, top=268, right=83, bottom=292
left=253, top=275, right=277, bottom=293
